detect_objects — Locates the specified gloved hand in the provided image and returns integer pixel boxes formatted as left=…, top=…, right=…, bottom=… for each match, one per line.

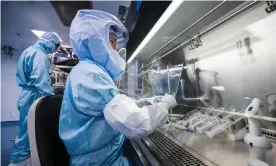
left=160, top=94, right=177, bottom=110
left=135, top=96, right=162, bottom=108
left=135, top=99, right=152, bottom=108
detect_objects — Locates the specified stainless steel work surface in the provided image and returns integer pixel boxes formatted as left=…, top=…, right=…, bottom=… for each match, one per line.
left=162, top=129, right=276, bottom=166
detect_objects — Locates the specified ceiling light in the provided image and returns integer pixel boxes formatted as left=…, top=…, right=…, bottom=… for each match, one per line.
left=31, top=30, right=46, bottom=38
left=32, top=30, right=63, bottom=43
left=127, top=0, right=183, bottom=63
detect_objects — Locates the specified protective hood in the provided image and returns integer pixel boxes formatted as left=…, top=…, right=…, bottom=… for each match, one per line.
left=35, top=32, right=62, bottom=53
left=70, top=10, right=129, bottom=81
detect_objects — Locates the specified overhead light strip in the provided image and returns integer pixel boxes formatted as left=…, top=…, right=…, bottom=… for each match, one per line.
left=127, top=0, right=183, bottom=63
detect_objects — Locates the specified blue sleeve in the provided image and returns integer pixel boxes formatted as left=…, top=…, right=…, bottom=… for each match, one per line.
left=30, top=52, right=54, bottom=96
left=72, top=72, right=119, bottom=116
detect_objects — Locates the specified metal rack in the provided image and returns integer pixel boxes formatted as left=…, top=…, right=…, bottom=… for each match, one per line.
left=160, top=128, right=276, bottom=166
left=140, top=1, right=261, bottom=70
left=176, top=104, right=276, bottom=123
left=142, top=131, right=216, bottom=166
left=142, top=1, right=227, bottom=63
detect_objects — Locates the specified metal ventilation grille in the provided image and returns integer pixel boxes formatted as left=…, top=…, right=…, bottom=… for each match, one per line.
left=148, top=131, right=208, bottom=166
left=246, top=127, right=276, bottom=142
left=262, top=131, right=276, bottom=141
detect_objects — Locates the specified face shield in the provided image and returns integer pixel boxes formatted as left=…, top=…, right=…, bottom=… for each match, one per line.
left=110, top=28, right=127, bottom=86
left=114, top=47, right=127, bottom=89
left=109, top=26, right=127, bottom=80
left=118, top=48, right=126, bottom=61
left=70, top=10, right=129, bottom=81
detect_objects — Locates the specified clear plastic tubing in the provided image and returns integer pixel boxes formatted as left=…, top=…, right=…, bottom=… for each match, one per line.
left=179, top=112, right=202, bottom=126
left=205, top=121, right=230, bottom=138
left=196, top=118, right=221, bottom=134
left=189, top=113, right=203, bottom=125
left=189, top=115, right=209, bottom=131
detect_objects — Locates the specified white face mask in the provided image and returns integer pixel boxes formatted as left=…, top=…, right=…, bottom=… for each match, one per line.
left=114, top=48, right=126, bottom=88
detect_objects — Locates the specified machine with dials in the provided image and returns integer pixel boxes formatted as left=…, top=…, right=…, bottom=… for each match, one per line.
left=244, top=98, right=272, bottom=149
left=50, top=46, right=78, bottom=94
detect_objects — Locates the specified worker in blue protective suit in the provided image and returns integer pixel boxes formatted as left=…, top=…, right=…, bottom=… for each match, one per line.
left=59, top=10, right=177, bottom=166
left=9, top=32, right=62, bottom=166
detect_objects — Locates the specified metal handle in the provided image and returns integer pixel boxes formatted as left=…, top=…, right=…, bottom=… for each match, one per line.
left=180, top=79, right=200, bottom=102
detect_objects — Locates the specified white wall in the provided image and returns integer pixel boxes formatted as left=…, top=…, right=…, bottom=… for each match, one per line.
left=184, top=3, right=276, bottom=118
left=1, top=53, right=21, bottom=121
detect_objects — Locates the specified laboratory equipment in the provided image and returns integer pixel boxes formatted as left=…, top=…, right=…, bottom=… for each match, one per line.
left=205, top=121, right=229, bottom=138
left=50, top=46, right=78, bottom=94
left=188, top=115, right=209, bottom=131
left=196, top=117, right=221, bottom=134
left=180, top=79, right=209, bottom=102
left=248, top=159, right=269, bottom=166
left=205, top=113, right=245, bottom=138
left=178, top=111, right=203, bottom=127
left=244, top=98, right=272, bottom=148
left=267, top=94, right=276, bottom=118
left=148, top=64, right=183, bottom=96
left=130, top=1, right=276, bottom=165
left=51, top=70, right=67, bottom=87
